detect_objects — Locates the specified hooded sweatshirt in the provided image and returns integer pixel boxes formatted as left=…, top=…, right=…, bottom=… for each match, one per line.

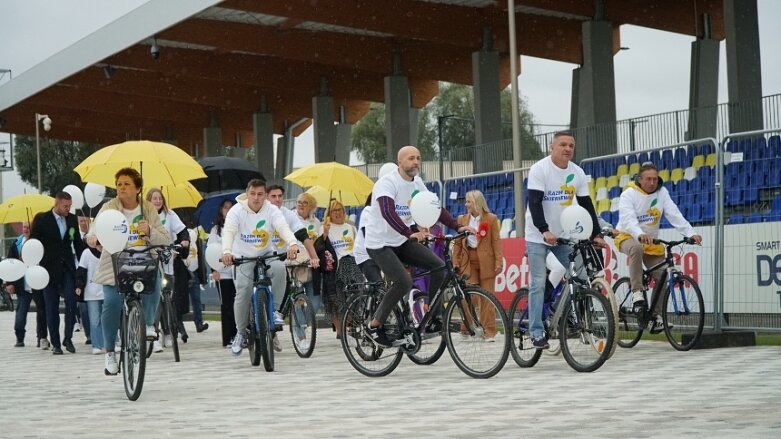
left=221, top=194, right=297, bottom=258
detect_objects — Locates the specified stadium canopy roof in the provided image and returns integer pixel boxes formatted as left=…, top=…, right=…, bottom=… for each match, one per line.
left=0, top=0, right=725, bottom=148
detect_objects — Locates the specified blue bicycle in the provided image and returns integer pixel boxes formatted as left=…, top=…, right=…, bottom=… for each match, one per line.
left=233, top=253, right=286, bottom=372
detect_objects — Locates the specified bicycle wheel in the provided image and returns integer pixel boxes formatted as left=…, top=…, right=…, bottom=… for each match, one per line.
left=340, top=291, right=403, bottom=377
left=662, top=274, right=705, bottom=351
left=258, top=295, right=274, bottom=372
left=289, top=292, right=317, bottom=358
left=444, top=285, right=510, bottom=379
left=559, top=287, right=614, bottom=373
left=165, top=296, right=180, bottom=363
left=122, top=299, right=147, bottom=401
left=508, top=288, right=543, bottom=368
left=247, top=301, right=261, bottom=366
left=612, top=277, right=643, bottom=348
left=591, top=277, right=619, bottom=358
left=146, top=301, right=162, bottom=359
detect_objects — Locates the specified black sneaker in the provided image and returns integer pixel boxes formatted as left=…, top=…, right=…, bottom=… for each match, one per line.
left=532, top=336, right=549, bottom=350
left=196, top=323, right=210, bottom=333
left=14, top=341, right=24, bottom=347
left=649, top=318, right=669, bottom=334
left=366, top=324, right=395, bottom=347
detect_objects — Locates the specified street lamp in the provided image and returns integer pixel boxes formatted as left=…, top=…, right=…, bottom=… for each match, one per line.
left=35, top=113, right=52, bottom=192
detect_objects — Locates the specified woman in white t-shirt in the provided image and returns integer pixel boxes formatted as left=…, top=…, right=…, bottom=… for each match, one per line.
left=295, top=192, right=322, bottom=315
left=319, top=200, right=364, bottom=339
left=208, top=199, right=237, bottom=347
left=76, top=245, right=104, bottom=354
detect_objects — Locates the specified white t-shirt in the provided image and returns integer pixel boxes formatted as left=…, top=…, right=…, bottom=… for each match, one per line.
left=299, top=214, right=321, bottom=242
left=327, top=222, right=357, bottom=260
left=122, top=205, right=148, bottom=249
left=365, top=170, right=429, bottom=249
left=352, top=205, right=372, bottom=264
left=271, top=206, right=305, bottom=250
left=78, top=249, right=103, bottom=301
left=524, top=156, right=590, bottom=245
left=222, top=199, right=296, bottom=258
left=158, top=209, right=186, bottom=275
left=208, top=225, right=232, bottom=280
left=467, top=214, right=481, bottom=248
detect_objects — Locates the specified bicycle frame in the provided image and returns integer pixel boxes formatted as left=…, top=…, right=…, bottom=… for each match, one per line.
left=638, top=239, right=696, bottom=320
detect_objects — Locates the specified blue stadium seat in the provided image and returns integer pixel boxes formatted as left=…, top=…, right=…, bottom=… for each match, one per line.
left=600, top=211, right=611, bottom=224
left=728, top=214, right=744, bottom=224
left=700, top=143, right=715, bottom=156
left=726, top=139, right=740, bottom=153
left=771, top=196, right=781, bottom=214
left=608, top=187, right=621, bottom=199
left=661, top=149, right=674, bottom=170
left=749, top=136, right=768, bottom=160
left=738, top=138, right=751, bottom=154
left=688, top=144, right=702, bottom=158
left=746, top=213, right=763, bottom=224
left=702, top=202, right=715, bottom=223
left=627, top=154, right=638, bottom=165
left=659, top=216, right=672, bottom=229
left=769, top=135, right=781, bottom=158
left=675, top=180, right=689, bottom=194
left=725, top=188, right=743, bottom=206
left=748, top=172, right=765, bottom=188
left=649, top=150, right=662, bottom=168
left=679, top=193, right=695, bottom=207
left=743, top=188, right=759, bottom=204
left=638, top=152, right=649, bottom=165
left=688, top=203, right=702, bottom=223
left=673, top=148, right=688, bottom=169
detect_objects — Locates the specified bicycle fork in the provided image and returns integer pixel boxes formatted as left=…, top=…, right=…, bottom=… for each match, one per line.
left=667, top=270, right=690, bottom=316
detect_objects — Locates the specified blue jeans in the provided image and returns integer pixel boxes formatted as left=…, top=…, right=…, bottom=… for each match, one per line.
left=86, top=300, right=104, bottom=350
left=14, top=289, right=47, bottom=343
left=188, top=278, right=203, bottom=327
left=101, top=277, right=161, bottom=350
left=43, top=270, right=76, bottom=348
left=526, top=241, right=570, bottom=340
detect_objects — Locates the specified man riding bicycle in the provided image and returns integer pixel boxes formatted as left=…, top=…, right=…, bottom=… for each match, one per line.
left=614, top=162, right=702, bottom=331
left=364, top=145, right=471, bottom=347
left=220, top=179, right=300, bottom=356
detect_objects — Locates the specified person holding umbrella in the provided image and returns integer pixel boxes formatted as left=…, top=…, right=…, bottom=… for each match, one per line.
left=85, top=167, right=168, bottom=375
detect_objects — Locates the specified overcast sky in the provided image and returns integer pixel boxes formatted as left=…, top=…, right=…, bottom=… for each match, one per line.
left=1, top=0, right=780, bottom=198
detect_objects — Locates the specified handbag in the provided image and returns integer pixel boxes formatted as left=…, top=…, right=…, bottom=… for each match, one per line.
left=286, top=249, right=312, bottom=283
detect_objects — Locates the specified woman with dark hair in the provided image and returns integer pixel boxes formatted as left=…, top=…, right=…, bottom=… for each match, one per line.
left=207, top=199, right=237, bottom=347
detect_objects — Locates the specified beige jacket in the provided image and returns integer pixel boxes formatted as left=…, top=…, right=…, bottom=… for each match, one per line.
left=86, top=198, right=169, bottom=285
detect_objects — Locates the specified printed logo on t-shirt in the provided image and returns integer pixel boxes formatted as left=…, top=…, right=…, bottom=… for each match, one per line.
left=331, top=228, right=355, bottom=253
left=127, top=214, right=147, bottom=247
left=306, top=224, right=318, bottom=240
left=271, top=231, right=286, bottom=248
left=543, top=173, right=576, bottom=206
left=638, top=198, right=661, bottom=226
left=239, top=219, right=270, bottom=248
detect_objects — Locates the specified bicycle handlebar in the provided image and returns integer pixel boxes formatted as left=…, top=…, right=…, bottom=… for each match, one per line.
left=423, top=229, right=472, bottom=244
left=652, top=237, right=697, bottom=246
left=232, top=252, right=287, bottom=266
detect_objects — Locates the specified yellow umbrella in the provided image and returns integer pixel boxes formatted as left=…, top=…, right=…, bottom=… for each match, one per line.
left=284, top=162, right=373, bottom=195
left=0, top=194, right=54, bottom=224
left=149, top=182, right=203, bottom=209
left=305, top=185, right=368, bottom=208
left=74, top=140, right=206, bottom=188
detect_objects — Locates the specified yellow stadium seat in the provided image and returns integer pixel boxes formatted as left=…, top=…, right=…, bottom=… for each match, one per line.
left=670, top=168, right=684, bottom=183
left=597, top=198, right=610, bottom=213
left=616, top=164, right=629, bottom=177
left=628, top=162, right=640, bottom=176
left=594, top=176, right=607, bottom=190
left=658, top=169, right=670, bottom=182
left=705, top=153, right=717, bottom=167
left=606, top=175, right=619, bottom=189
left=691, top=155, right=706, bottom=169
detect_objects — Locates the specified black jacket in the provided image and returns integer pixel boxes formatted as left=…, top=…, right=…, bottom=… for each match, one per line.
left=30, top=209, right=86, bottom=284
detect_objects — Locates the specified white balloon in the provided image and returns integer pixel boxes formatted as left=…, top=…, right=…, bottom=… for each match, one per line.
left=63, top=185, right=85, bottom=214
left=409, top=191, right=441, bottom=229
left=21, top=239, right=44, bottom=266
left=84, top=183, right=106, bottom=208
left=378, top=163, right=398, bottom=179
left=26, top=265, right=50, bottom=290
left=0, top=258, right=27, bottom=282
left=560, top=204, right=593, bottom=240
left=94, top=209, right=129, bottom=254
left=204, top=242, right=225, bottom=271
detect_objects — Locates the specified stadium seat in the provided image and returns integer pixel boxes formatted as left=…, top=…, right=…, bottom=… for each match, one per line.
left=687, top=203, right=702, bottom=223
left=599, top=211, right=611, bottom=224
left=596, top=187, right=609, bottom=202
left=610, top=197, right=620, bottom=212
left=499, top=218, right=512, bottom=238
left=659, top=216, right=672, bottom=229
left=628, top=162, right=640, bottom=176
left=638, top=152, right=649, bottom=165
left=769, top=135, right=781, bottom=158
left=606, top=175, right=619, bottom=189
left=619, top=174, right=631, bottom=188
left=609, top=187, right=621, bottom=199
left=627, top=154, right=638, bottom=165
left=676, top=179, right=689, bottom=194
left=683, top=167, right=697, bottom=181
left=616, top=163, right=629, bottom=177
left=728, top=214, right=744, bottom=224
left=670, top=168, right=684, bottom=183
left=771, top=196, right=781, bottom=214
left=691, top=155, right=706, bottom=170
left=701, top=143, right=715, bottom=156
left=705, top=153, right=717, bottom=167
left=702, top=202, right=715, bottom=223
left=661, top=149, right=674, bottom=170
left=594, top=176, right=607, bottom=190
left=597, top=198, right=611, bottom=213
left=658, top=169, right=671, bottom=183
left=674, top=148, right=689, bottom=168
left=726, top=140, right=740, bottom=153
left=725, top=188, right=743, bottom=206
left=743, top=187, right=759, bottom=204
left=746, top=213, right=763, bottom=224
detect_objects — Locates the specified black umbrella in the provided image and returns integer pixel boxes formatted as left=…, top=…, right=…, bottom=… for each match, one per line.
left=192, top=156, right=265, bottom=194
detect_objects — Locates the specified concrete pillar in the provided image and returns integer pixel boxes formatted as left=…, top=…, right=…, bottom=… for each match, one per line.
left=313, top=95, right=336, bottom=163
left=333, top=106, right=352, bottom=165
left=724, top=0, right=763, bottom=133
left=472, top=48, right=503, bottom=172
left=275, top=135, right=287, bottom=183
left=203, top=110, right=222, bottom=157
left=384, top=74, right=413, bottom=161
left=570, top=67, right=581, bottom=130
left=253, top=110, right=274, bottom=181
left=574, top=20, right=617, bottom=160
left=687, top=34, right=720, bottom=140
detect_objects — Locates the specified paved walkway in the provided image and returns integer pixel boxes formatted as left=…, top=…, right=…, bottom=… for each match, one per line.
left=1, top=311, right=779, bottom=438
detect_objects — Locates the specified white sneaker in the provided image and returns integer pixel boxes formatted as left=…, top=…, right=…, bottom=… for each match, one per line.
left=273, top=334, right=282, bottom=352
left=274, top=311, right=284, bottom=326
left=146, top=325, right=156, bottom=339
left=631, top=290, right=645, bottom=304
left=231, top=331, right=246, bottom=356
left=40, top=338, right=50, bottom=350
left=164, top=334, right=173, bottom=348
left=298, top=339, right=310, bottom=351
left=483, top=335, right=497, bottom=343
left=92, top=347, right=103, bottom=355
left=153, top=340, right=164, bottom=353
left=104, top=352, right=119, bottom=375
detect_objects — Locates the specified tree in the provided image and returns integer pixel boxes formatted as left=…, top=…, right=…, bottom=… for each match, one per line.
left=13, top=136, right=104, bottom=195
left=350, top=82, right=544, bottom=165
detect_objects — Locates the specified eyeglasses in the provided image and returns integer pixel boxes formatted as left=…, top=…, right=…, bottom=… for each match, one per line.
left=296, top=201, right=309, bottom=206
left=331, top=208, right=345, bottom=213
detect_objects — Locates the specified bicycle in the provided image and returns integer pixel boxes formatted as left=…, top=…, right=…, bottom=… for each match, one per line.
left=0, top=284, right=14, bottom=312
left=340, top=231, right=511, bottom=379
left=146, top=270, right=181, bottom=362
left=112, top=244, right=173, bottom=401
left=233, top=252, right=287, bottom=372
left=280, top=261, right=317, bottom=358
left=612, top=237, right=704, bottom=351
left=509, top=237, right=616, bottom=373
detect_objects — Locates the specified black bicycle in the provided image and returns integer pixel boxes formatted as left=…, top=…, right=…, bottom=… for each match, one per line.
left=281, top=261, right=317, bottom=358
left=112, top=244, right=175, bottom=401
left=340, top=231, right=510, bottom=379
left=146, top=270, right=181, bottom=362
left=612, top=237, right=705, bottom=351
left=0, top=284, right=14, bottom=312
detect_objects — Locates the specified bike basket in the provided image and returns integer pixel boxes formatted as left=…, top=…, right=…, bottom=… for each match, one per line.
left=111, top=250, right=159, bottom=294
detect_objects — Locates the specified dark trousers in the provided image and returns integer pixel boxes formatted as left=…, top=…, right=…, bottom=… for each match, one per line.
left=359, top=259, right=383, bottom=283
left=367, top=240, right=445, bottom=324
left=78, top=301, right=91, bottom=339
left=14, top=289, right=47, bottom=342
left=218, top=279, right=237, bottom=346
left=43, top=270, right=76, bottom=348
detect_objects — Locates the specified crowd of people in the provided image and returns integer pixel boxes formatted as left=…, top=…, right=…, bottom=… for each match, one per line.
left=4, top=132, right=703, bottom=375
